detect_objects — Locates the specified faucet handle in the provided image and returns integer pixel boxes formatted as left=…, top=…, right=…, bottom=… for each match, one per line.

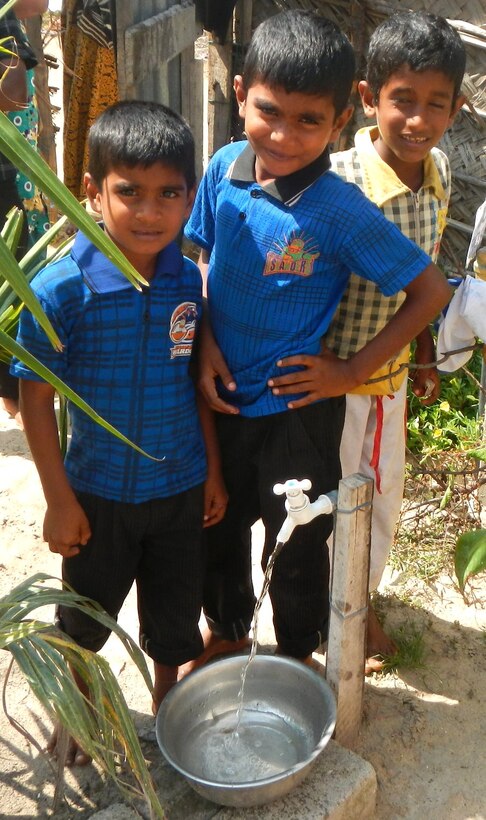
left=273, top=478, right=312, bottom=496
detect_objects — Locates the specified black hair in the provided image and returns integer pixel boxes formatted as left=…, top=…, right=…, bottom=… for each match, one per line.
left=87, top=100, right=196, bottom=189
left=242, top=10, right=355, bottom=116
left=366, top=12, right=466, bottom=104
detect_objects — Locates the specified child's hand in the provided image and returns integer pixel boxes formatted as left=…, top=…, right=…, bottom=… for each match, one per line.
left=412, top=327, right=440, bottom=405
left=203, top=473, right=228, bottom=528
left=43, top=498, right=91, bottom=557
left=268, top=347, right=354, bottom=408
left=411, top=367, right=440, bottom=405
left=199, top=322, right=239, bottom=415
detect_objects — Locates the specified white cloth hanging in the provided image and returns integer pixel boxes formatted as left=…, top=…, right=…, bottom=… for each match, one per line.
left=437, top=276, right=486, bottom=372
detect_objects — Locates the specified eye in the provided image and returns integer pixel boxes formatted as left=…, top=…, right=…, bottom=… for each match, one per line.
left=161, top=190, right=178, bottom=199
left=257, top=103, right=277, bottom=117
left=300, top=116, right=319, bottom=126
left=117, top=186, right=137, bottom=197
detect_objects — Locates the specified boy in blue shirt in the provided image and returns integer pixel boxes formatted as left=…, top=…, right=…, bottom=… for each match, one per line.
left=327, top=12, right=466, bottom=671
left=11, top=101, right=226, bottom=765
left=185, top=10, right=451, bottom=669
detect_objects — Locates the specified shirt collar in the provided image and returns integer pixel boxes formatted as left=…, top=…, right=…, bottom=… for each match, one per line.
left=71, top=227, right=183, bottom=294
left=229, top=141, right=331, bottom=204
left=355, top=126, right=446, bottom=206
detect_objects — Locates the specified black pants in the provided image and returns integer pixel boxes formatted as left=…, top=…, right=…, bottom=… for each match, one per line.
left=0, top=177, right=29, bottom=400
left=57, top=486, right=205, bottom=666
left=204, top=399, right=345, bottom=658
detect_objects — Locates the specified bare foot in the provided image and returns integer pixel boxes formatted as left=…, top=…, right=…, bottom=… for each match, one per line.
left=14, top=410, right=23, bottom=430
left=152, top=663, right=178, bottom=715
left=275, top=648, right=324, bottom=673
left=1, top=397, right=18, bottom=417
left=177, top=627, right=251, bottom=681
left=365, top=604, right=397, bottom=675
left=47, top=724, right=91, bottom=767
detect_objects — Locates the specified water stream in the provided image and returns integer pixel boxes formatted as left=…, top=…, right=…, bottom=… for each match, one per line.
left=183, top=539, right=309, bottom=784
left=234, top=540, right=285, bottom=729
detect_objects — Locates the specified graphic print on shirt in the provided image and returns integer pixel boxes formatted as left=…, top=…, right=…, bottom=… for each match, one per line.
left=169, top=301, right=197, bottom=359
left=263, top=232, right=320, bottom=277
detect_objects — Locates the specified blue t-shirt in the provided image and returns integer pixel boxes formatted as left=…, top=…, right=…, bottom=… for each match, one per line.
left=185, top=141, right=431, bottom=417
left=12, top=231, right=207, bottom=502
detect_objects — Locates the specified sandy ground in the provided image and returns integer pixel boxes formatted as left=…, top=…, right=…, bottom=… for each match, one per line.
left=1, top=405, right=486, bottom=819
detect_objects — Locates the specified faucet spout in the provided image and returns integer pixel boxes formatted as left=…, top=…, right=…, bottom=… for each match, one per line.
left=273, top=479, right=337, bottom=545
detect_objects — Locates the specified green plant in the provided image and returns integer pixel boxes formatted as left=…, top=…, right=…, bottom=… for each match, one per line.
left=1, top=574, right=165, bottom=818
left=407, top=351, right=481, bottom=458
left=380, top=622, right=426, bottom=673
left=454, top=529, right=486, bottom=593
left=407, top=391, right=480, bottom=458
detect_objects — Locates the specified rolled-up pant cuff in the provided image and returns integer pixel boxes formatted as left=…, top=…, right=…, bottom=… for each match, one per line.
left=205, top=613, right=252, bottom=642
left=276, top=625, right=328, bottom=659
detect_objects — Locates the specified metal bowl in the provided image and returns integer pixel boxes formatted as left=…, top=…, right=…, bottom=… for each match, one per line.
left=156, top=654, right=336, bottom=807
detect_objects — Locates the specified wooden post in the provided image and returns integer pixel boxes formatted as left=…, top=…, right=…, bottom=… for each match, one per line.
left=326, top=473, right=373, bottom=750
left=235, top=0, right=253, bottom=46
left=25, top=17, right=57, bottom=175
left=207, top=37, right=232, bottom=159
left=181, top=44, right=204, bottom=181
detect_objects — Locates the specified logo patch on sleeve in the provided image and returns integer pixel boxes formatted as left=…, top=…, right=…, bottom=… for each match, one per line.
left=169, top=301, right=197, bottom=358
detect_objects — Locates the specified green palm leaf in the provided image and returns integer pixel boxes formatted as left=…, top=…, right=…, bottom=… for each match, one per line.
left=1, top=574, right=165, bottom=818
left=0, top=0, right=19, bottom=17
left=0, top=232, right=63, bottom=349
left=0, top=331, right=163, bottom=461
left=0, top=210, right=72, bottom=310
left=0, top=203, right=23, bottom=252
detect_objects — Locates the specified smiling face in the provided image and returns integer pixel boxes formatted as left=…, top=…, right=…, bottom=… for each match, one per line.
left=360, top=66, right=463, bottom=186
left=84, top=163, right=194, bottom=279
left=234, top=77, right=353, bottom=184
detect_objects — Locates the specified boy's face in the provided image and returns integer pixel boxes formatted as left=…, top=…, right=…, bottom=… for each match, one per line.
left=360, top=66, right=463, bottom=174
left=84, top=163, right=195, bottom=277
left=234, top=76, right=352, bottom=184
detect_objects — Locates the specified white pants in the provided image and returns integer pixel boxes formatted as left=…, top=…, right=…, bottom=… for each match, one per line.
left=338, top=379, right=407, bottom=591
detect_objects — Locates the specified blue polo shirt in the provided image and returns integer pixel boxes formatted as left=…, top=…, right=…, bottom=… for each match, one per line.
left=12, top=231, right=207, bottom=502
left=185, top=141, right=431, bottom=417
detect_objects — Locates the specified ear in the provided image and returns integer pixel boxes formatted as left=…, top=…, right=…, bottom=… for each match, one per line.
left=329, top=104, right=354, bottom=143
left=84, top=172, right=103, bottom=215
left=448, top=93, right=465, bottom=127
left=233, top=74, right=247, bottom=118
left=358, top=80, right=376, bottom=119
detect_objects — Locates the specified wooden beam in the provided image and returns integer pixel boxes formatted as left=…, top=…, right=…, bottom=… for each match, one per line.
left=326, top=473, right=373, bottom=751
left=181, top=43, right=204, bottom=181
left=125, top=2, right=196, bottom=90
left=235, top=0, right=253, bottom=46
left=207, top=37, right=232, bottom=159
left=25, top=17, right=57, bottom=174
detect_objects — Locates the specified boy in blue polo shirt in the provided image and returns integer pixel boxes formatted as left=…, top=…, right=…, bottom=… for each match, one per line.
left=11, top=100, right=226, bottom=765
left=185, top=10, right=451, bottom=669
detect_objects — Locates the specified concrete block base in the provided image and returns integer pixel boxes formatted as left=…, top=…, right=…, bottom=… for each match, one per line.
left=216, top=740, right=377, bottom=819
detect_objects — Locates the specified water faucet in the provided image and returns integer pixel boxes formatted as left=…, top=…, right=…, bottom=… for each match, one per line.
left=273, top=479, right=338, bottom=544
